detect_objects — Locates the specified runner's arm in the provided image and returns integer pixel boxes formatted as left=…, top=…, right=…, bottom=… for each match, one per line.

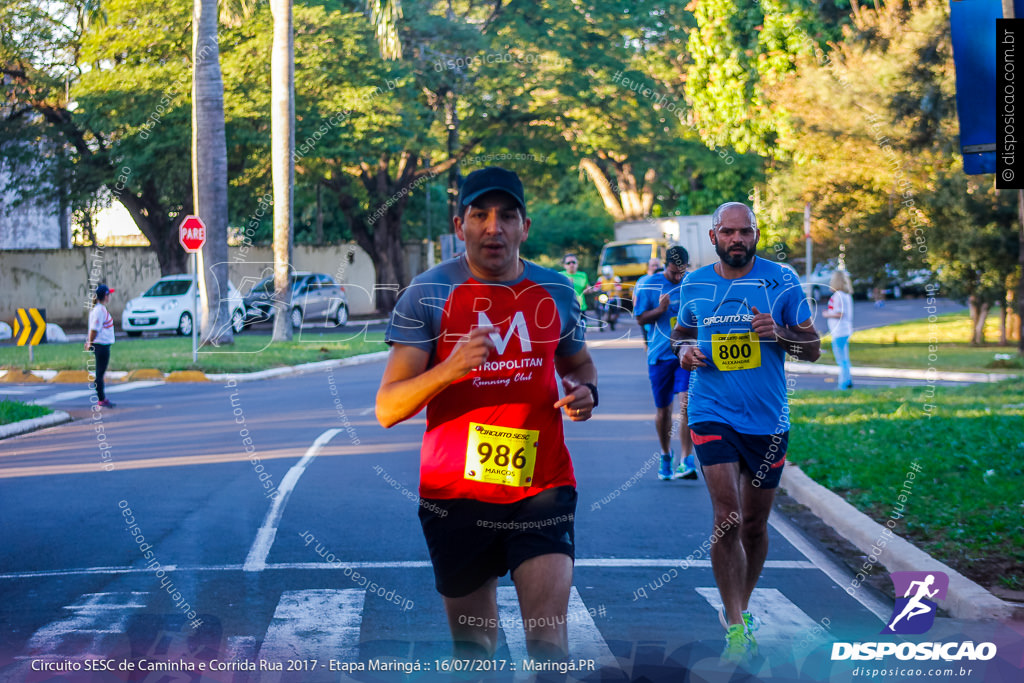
left=635, top=293, right=669, bottom=326
left=554, top=347, right=598, bottom=421
left=671, top=324, right=707, bottom=369
left=376, top=328, right=495, bottom=428
left=750, top=307, right=821, bottom=362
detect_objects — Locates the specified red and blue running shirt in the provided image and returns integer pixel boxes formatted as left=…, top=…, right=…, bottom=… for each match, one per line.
left=385, top=255, right=586, bottom=503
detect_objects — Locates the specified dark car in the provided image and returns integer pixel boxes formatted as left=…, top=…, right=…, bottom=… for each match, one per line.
left=242, top=272, right=349, bottom=329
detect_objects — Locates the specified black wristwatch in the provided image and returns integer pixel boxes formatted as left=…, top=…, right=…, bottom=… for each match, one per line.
left=582, top=382, right=599, bottom=408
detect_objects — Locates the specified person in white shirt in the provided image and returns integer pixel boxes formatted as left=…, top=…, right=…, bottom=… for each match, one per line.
left=85, top=283, right=117, bottom=407
left=823, top=270, right=854, bottom=390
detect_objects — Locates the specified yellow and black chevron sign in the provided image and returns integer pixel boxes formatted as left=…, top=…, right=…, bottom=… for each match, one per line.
left=13, top=308, right=46, bottom=346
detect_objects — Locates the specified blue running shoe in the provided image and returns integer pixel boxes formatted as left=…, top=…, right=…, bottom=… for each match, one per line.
left=658, top=452, right=673, bottom=480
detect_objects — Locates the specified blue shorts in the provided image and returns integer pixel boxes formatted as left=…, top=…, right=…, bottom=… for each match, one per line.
left=690, top=421, right=789, bottom=489
left=648, top=358, right=691, bottom=408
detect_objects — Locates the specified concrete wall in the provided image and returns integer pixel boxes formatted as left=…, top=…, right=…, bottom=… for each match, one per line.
left=0, top=243, right=376, bottom=329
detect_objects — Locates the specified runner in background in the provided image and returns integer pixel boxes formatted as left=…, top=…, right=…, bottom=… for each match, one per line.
left=633, top=247, right=695, bottom=480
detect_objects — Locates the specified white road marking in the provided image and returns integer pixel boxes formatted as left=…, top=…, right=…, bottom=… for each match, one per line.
left=33, top=381, right=165, bottom=405
left=244, top=429, right=342, bottom=571
left=257, top=589, right=365, bottom=662
left=769, top=511, right=891, bottom=621
left=0, top=559, right=820, bottom=581
left=0, top=558, right=819, bottom=581
left=16, top=592, right=148, bottom=660
left=697, top=586, right=830, bottom=642
left=498, top=586, right=619, bottom=680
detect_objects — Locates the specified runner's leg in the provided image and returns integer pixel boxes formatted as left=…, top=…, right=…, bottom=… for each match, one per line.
left=655, top=405, right=672, bottom=454
left=678, top=392, right=691, bottom=458
left=738, top=470, right=777, bottom=611
left=702, top=461, right=745, bottom=626
left=512, top=553, right=573, bottom=660
left=443, top=577, right=500, bottom=658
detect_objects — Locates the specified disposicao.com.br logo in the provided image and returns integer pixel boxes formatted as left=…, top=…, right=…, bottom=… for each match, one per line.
left=831, top=571, right=997, bottom=662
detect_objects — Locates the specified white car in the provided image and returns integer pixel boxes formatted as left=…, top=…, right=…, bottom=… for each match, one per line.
left=122, top=275, right=245, bottom=337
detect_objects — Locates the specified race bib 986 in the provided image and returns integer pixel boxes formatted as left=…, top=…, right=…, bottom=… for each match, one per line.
left=465, top=423, right=539, bottom=487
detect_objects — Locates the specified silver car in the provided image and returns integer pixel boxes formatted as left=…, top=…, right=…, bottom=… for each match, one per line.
left=242, top=272, right=349, bottom=329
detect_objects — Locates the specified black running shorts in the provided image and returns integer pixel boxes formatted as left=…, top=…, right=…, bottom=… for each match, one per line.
left=418, top=485, right=577, bottom=598
left=690, top=421, right=789, bottom=489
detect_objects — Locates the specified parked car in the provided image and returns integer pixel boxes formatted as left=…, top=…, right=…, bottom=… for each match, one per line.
left=798, top=259, right=839, bottom=301
left=242, top=272, right=349, bottom=329
left=122, top=275, right=245, bottom=337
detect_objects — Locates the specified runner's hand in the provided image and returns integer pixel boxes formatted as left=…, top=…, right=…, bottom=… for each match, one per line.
left=750, top=306, right=778, bottom=339
left=554, top=377, right=594, bottom=421
left=445, top=326, right=496, bottom=378
left=679, top=345, right=707, bottom=370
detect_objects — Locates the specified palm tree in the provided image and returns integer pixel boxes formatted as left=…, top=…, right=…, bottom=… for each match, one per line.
left=193, top=0, right=232, bottom=346
left=270, top=0, right=402, bottom=342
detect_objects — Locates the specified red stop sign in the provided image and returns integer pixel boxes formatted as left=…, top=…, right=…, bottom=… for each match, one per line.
left=179, top=215, right=207, bottom=252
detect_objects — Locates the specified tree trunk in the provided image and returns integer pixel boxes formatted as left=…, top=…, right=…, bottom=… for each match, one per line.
left=579, top=157, right=655, bottom=222
left=445, top=90, right=460, bottom=227
left=270, top=0, right=295, bottom=342
left=193, top=0, right=232, bottom=346
left=968, top=295, right=990, bottom=345
left=119, top=191, right=190, bottom=275
left=1000, top=294, right=1008, bottom=345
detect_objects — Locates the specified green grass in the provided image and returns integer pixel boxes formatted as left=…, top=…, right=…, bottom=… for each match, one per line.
left=0, top=332, right=387, bottom=373
left=817, top=312, right=1023, bottom=374
left=0, top=399, right=52, bottom=426
left=789, top=380, right=1024, bottom=590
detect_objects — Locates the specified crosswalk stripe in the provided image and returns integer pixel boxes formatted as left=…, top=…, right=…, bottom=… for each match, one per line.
left=695, top=586, right=832, bottom=644
left=257, top=589, right=365, bottom=662
left=18, top=592, right=148, bottom=658
left=497, top=586, right=619, bottom=679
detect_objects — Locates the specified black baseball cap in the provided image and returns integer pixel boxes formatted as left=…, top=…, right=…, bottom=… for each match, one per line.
left=95, top=283, right=114, bottom=297
left=666, top=246, right=689, bottom=267
left=457, top=167, right=526, bottom=213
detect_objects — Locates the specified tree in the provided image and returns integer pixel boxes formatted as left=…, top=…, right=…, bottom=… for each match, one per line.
left=193, top=0, right=232, bottom=345
left=269, top=0, right=295, bottom=342
left=766, top=0, right=1018, bottom=340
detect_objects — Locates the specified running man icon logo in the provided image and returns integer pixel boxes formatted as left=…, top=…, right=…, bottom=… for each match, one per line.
left=882, top=571, right=948, bottom=635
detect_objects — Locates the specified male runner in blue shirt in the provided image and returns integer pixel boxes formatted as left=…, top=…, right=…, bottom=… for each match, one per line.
left=634, top=246, right=696, bottom=480
left=672, top=202, right=820, bottom=664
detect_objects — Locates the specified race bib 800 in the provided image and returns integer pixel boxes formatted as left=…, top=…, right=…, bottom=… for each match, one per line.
left=465, top=423, right=539, bottom=487
left=711, top=332, right=761, bottom=371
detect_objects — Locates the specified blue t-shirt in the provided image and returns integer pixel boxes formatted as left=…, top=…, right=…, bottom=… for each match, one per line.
left=677, top=257, right=811, bottom=434
left=634, top=272, right=682, bottom=364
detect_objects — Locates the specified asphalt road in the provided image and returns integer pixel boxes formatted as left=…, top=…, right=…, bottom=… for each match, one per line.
left=3, top=331, right=1021, bottom=683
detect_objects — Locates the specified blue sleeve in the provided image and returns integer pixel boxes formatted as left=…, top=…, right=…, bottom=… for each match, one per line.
left=556, top=280, right=586, bottom=356
left=633, top=280, right=655, bottom=318
left=384, top=281, right=449, bottom=351
left=778, top=279, right=812, bottom=327
left=677, top=275, right=699, bottom=328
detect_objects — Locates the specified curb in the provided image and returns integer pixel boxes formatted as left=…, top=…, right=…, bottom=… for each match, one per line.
left=0, top=410, right=73, bottom=440
left=785, top=362, right=1018, bottom=383
left=0, top=351, right=391, bottom=385
left=780, top=463, right=1017, bottom=622
left=206, top=351, right=390, bottom=382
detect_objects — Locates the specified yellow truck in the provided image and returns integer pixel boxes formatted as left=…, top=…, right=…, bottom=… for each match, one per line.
left=597, top=215, right=718, bottom=301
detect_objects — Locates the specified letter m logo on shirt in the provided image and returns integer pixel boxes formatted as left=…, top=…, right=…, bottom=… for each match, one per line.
left=478, top=311, right=532, bottom=354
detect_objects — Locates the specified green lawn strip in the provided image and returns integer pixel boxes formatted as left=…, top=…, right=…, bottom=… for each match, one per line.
left=0, top=333, right=387, bottom=374
left=789, top=380, right=1024, bottom=590
left=818, top=342, right=1023, bottom=374
left=0, top=399, right=53, bottom=426
left=813, top=312, right=1023, bottom=374
left=850, top=311, right=1005, bottom=344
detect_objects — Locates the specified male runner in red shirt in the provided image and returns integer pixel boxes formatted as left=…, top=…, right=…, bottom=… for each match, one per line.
left=377, top=167, right=598, bottom=661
